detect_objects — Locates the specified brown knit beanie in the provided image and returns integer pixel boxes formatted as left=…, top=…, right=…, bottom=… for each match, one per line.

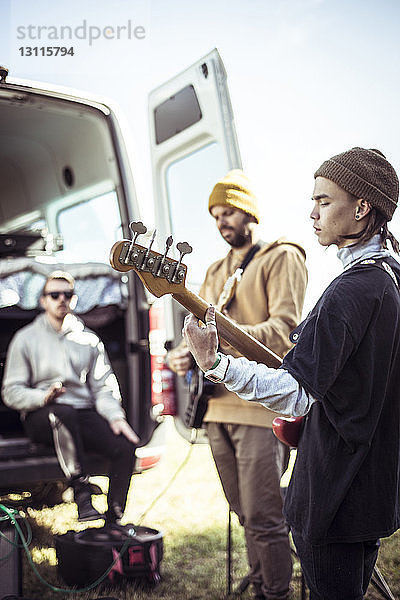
left=314, top=147, right=399, bottom=221
left=208, top=169, right=260, bottom=223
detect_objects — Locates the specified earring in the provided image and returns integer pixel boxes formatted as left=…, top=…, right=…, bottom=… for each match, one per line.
left=355, top=213, right=360, bottom=220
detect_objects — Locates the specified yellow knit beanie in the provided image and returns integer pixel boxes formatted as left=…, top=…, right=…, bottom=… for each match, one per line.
left=208, top=169, right=260, bottom=223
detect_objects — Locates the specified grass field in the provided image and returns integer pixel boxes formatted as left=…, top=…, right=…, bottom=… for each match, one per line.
left=2, top=417, right=399, bottom=599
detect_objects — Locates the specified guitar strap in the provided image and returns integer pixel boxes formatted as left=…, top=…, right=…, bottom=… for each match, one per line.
left=217, top=241, right=265, bottom=312
left=359, top=257, right=399, bottom=289
left=184, top=242, right=264, bottom=429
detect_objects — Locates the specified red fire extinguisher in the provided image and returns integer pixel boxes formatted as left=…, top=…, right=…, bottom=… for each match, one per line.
left=149, top=301, right=177, bottom=416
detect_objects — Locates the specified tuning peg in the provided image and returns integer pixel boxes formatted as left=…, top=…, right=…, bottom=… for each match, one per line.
left=124, top=221, right=148, bottom=265
left=155, top=235, right=173, bottom=277
left=164, top=235, right=173, bottom=255
left=176, top=241, right=193, bottom=260
left=173, top=241, right=193, bottom=283
left=142, top=229, right=157, bottom=269
left=129, top=221, right=147, bottom=243
left=147, top=229, right=156, bottom=251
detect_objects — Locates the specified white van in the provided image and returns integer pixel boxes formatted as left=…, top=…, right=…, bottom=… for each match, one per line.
left=0, top=49, right=241, bottom=504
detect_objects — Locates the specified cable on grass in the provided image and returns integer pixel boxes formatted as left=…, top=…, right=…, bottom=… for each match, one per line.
left=0, top=502, right=132, bottom=593
left=136, top=427, right=198, bottom=524
left=0, top=427, right=199, bottom=591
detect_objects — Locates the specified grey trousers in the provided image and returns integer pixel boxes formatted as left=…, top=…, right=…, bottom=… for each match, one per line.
left=207, top=422, right=292, bottom=600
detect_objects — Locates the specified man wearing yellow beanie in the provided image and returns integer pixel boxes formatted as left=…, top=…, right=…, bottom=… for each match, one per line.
left=208, top=169, right=261, bottom=224
left=168, top=169, right=308, bottom=600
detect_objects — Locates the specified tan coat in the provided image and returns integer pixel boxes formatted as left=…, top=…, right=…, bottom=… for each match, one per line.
left=199, top=239, right=307, bottom=428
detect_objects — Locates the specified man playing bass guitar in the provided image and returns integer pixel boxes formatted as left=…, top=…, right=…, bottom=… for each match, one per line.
left=183, top=149, right=400, bottom=600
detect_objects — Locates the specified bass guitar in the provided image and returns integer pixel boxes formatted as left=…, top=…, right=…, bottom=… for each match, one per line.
left=109, top=222, right=303, bottom=446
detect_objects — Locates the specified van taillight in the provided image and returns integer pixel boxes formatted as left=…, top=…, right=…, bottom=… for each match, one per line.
left=149, top=301, right=176, bottom=416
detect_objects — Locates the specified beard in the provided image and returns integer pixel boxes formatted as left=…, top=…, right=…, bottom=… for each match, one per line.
left=221, top=227, right=251, bottom=248
left=228, top=231, right=248, bottom=247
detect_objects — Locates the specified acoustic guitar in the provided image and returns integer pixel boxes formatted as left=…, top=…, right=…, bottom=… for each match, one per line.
left=109, top=222, right=303, bottom=446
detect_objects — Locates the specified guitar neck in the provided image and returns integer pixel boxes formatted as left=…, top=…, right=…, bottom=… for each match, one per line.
left=172, top=288, right=282, bottom=368
left=109, top=236, right=282, bottom=368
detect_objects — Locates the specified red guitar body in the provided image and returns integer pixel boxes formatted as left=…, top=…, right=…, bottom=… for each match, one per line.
left=272, top=416, right=304, bottom=448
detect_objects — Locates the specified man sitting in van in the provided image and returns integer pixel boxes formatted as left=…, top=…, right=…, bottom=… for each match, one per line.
left=2, top=270, right=139, bottom=524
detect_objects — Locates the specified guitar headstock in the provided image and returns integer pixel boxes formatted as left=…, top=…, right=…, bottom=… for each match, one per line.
left=109, top=221, right=193, bottom=298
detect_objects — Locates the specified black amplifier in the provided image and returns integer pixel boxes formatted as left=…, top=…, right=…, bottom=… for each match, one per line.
left=56, top=524, right=163, bottom=588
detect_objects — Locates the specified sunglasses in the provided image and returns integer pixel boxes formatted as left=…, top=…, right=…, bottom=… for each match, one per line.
left=43, top=291, right=74, bottom=300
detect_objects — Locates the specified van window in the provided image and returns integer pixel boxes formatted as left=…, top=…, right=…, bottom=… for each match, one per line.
left=56, top=191, right=122, bottom=264
left=165, top=142, right=228, bottom=288
left=154, top=85, right=202, bottom=144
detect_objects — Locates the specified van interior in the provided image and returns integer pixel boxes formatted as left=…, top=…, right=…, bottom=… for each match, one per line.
left=0, top=81, right=152, bottom=495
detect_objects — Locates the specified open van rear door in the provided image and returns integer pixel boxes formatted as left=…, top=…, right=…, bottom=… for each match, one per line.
left=148, top=49, right=241, bottom=437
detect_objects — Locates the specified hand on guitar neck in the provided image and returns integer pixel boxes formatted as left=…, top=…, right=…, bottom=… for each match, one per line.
left=183, top=306, right=220, bottom=372
left=109, top=222, right=303, bottom=446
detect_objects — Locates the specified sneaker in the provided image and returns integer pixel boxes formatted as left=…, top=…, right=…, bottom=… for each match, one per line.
left=71, top=476, right=104, bottom=521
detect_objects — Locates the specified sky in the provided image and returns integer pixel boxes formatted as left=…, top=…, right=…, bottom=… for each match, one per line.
left=2, top=0, right=400, bottom=314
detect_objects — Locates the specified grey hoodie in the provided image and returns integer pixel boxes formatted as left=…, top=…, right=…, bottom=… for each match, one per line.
left=2, top=312, right=125, bottom=423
